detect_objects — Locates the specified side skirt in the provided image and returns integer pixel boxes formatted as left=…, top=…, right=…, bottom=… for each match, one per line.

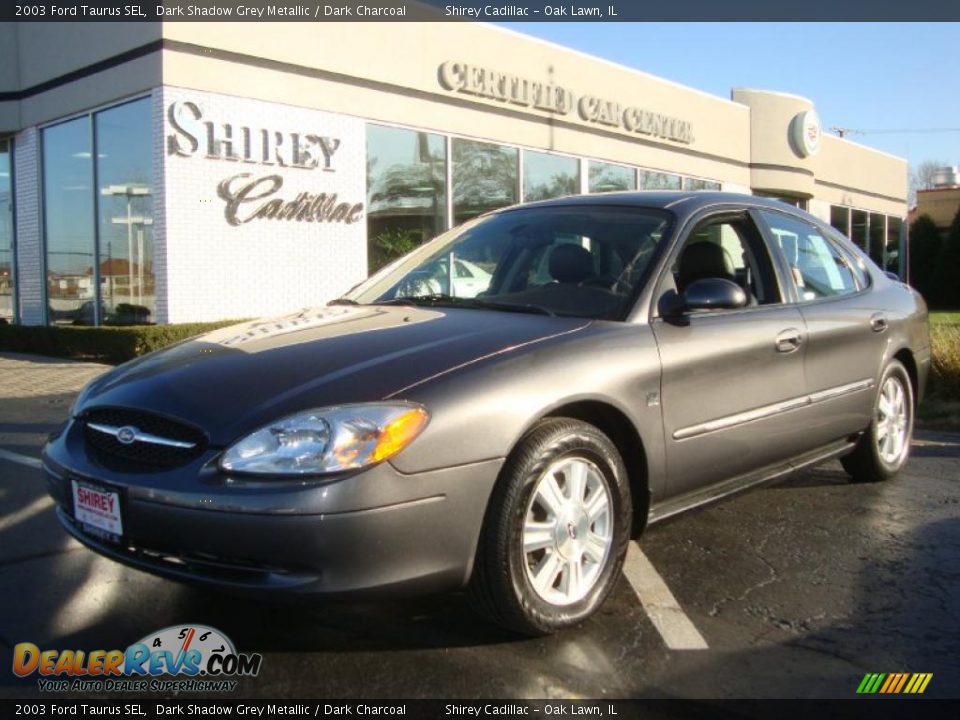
left=647, top=437, right=858, bottom=525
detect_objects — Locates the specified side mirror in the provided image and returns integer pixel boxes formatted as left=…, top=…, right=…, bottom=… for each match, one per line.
left=883, top=270, right=901, bottom=282
left=682, top=278, right=748, bottom=312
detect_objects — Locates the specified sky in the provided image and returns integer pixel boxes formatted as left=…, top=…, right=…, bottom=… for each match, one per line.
left=502, top=22, right=960, bottom=173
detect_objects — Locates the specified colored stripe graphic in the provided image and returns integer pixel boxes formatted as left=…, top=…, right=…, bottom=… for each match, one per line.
left=857, top=672, right=932, bottom=694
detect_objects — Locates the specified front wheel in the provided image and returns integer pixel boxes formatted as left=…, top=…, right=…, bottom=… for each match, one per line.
left=468, top=418, right=632, bottom=635
left=841, top=359, right=914, bottom=483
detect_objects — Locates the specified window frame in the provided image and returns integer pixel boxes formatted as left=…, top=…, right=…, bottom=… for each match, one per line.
left=649, top=207, right=792, bottom=321
left=39, top=93, right=153, bottom=326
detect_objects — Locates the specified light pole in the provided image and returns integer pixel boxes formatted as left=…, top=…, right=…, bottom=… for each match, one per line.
left=101, top=185, right=151, bottom=313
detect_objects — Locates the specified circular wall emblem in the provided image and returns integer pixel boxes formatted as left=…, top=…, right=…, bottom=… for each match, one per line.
left=116, top=426, right=138, bottom=445
left=791, top=109, right=822, bottom=158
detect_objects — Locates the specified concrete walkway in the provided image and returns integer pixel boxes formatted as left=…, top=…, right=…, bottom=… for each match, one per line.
left=0, top=353, right=109, bottom=453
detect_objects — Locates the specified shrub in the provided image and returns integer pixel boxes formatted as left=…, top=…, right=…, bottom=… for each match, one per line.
left=908, top=214, right=941, bottom=305
left=929, top=321, right=960, bottom=400
left=0, top=320, right=243, bottom=364
left=931, top=207, right=960, bottom=310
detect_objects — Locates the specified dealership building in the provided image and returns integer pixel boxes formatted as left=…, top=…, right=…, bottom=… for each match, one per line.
left=0, top=21, right=908, bottom=326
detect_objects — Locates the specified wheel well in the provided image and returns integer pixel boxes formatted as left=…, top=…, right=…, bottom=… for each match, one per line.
left=545, top=401, right=649, bottom=538
left=893, top=348, right=919, bottom=408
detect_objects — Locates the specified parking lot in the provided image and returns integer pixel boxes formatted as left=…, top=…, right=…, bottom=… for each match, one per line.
left=1, top=352, right=958, bottom=699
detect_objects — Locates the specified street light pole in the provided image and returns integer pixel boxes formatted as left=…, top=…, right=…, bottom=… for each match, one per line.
left=101, top=184, right=151, bottom=318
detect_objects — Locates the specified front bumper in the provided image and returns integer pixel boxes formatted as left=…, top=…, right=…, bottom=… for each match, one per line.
left=43, top=418, right=502, bottom=596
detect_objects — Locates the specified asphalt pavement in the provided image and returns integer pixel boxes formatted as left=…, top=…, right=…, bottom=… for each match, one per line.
left=0, top=352, right=958, bottom=700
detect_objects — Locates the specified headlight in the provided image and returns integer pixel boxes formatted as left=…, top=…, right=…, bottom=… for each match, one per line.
left=219, top=403, right=429, bottom=476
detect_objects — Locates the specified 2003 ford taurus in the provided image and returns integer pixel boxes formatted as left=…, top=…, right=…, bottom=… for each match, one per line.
left=43, top=192, right=930, bottom=634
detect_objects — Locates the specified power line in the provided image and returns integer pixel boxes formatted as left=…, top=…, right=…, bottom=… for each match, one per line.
left=831, top=126, right=960, bottom=137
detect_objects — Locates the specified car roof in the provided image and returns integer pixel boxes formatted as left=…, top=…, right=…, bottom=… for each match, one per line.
left=498, top=191, right=819, bottom=220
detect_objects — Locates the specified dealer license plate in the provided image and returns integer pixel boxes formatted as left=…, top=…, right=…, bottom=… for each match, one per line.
left=71, top=479, right=123, bottom=543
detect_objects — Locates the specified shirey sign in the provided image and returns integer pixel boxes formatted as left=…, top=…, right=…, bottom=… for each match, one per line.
left=165, top=97, right=365, bottom=227
left=158, top=87, right=368, bottom=323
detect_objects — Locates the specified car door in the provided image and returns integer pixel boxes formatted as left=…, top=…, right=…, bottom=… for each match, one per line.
left=651, top=209, right=810, bottom=499
left=754, top=208, right=884, bottom=448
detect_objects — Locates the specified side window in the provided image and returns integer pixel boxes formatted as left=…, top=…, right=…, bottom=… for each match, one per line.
left=669, top=216, right=781, bottom=306
left=760, top=211, right=860, bottom=301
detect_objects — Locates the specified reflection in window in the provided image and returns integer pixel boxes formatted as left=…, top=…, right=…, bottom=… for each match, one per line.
left=0, top=140, right=14, bottom=323
left=683, top=177, right=720, bottom=191
left=96, top=98, right=155, bottom=325
left=453, top=139, right=518, bottom=226
left=588, top=161, right=635, bottom=193
left=886, top=216, right=903, bottom=276
left=868, top=212, right=886, bottom=267
left=761, top=210, right=859, bottom=300
left=366, top=125, right=446, bottom=274
left=830, top=206, right=850, bottom=237
left=640, top=171, right=681, bottom=190
left=523, top=151, right=578, bottom=202
left=851, top=209, right=868, bottom=253
left=43, top=116, right=95, bottom=325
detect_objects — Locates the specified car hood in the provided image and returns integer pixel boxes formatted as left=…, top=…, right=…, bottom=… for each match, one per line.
left=76, top=305, right=590, bottom=446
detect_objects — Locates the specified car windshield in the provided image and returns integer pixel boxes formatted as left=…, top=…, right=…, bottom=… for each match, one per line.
left=344, top=206, right=672, bottom=320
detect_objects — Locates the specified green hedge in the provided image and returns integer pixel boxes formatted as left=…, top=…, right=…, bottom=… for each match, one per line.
left=0, top=321, right=243, bottom=364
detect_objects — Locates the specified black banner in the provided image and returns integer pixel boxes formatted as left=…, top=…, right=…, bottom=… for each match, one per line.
left=2, top=0, right=959, bottom=22
left=3, top=700, right=960, bottom=719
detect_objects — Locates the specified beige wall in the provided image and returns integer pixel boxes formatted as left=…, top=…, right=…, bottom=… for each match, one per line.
left=0, top=20, right=906, bottom=216
left=161, top=22, right=752, bottom=186
left=0, top=22, right=161, bottom=133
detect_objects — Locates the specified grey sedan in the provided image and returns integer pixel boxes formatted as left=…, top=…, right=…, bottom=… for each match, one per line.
left=42, top=192, right=930, bottom=635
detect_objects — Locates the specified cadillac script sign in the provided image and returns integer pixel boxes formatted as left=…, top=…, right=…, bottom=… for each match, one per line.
left=165, top=99, right=365, bottom=226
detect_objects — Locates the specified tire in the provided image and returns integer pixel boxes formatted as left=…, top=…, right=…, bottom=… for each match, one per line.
left=468, top=417, right=632, bottom=635
left=841, top=360, right=915, bottom=483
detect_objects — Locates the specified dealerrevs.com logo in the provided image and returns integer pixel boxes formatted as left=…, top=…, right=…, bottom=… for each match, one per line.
left=12, top=625, right=262, bottom=693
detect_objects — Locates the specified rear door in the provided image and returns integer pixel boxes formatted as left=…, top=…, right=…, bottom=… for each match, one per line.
left=755, top=208, right=884, bottom=447
left=651, top=210, right=809, bottom=499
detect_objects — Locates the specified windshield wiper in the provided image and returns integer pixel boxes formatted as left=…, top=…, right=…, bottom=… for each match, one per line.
left=376, top=294, right=554, bottom=316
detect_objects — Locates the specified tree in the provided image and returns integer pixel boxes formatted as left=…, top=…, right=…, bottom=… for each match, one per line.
left=909, top=214, right=941, bottom=304
left=932, top=207, right=960, bottom=310
left=909, top=159, right=947, bottom=205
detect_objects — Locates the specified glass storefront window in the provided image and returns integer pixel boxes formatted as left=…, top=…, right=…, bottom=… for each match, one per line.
left=640, top=171, right=681, bottom=190
left=886, top=216, right=903, bottom=276
left=588, top=161, right=635, bottom=193
left=452, top=139, right=518, bottom=226
left=683, top=177, right=721, bottom=191
left=868, top=212, right=886, bottom=267
left=830, top=206, right=850, bottom=237
left=95, top=98, right=155, bottom=325
left=850, top=209, right=868, bottom=253
left=43, top=116, right=95, bottom=325
left=523, top=150, right=578, bottom=202
left=366, top=125, right=446, bottom=274
left=0, top=139, right=14, bottom=323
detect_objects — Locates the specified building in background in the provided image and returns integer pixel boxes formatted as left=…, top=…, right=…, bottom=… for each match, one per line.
left=0, top=22, right=908, bottom=326
left=914, top=167, right=960, bottom=230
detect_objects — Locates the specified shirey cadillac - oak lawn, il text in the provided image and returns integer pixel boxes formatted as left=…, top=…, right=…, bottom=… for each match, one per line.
left=43, top=192, right=929, bottom=634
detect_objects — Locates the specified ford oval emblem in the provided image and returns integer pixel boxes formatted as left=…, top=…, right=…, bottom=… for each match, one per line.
left=116, top=426, right=138, bottom=445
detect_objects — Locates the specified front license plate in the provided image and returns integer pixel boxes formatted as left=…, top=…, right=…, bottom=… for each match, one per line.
left=71, top=479, right=123, bottom=543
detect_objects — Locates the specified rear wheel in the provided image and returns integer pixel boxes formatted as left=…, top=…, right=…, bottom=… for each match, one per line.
left=841, top=360, right=914, bottom=483
left=468, top=418, right=632, bottom=635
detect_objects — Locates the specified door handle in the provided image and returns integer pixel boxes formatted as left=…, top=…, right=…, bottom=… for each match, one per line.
left=870, top=313, right=889, bottom=333
left=775, top=328, right=804, bottom=353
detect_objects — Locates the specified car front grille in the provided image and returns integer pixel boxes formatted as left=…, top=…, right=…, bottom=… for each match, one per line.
left=81, top=407, right=207, bottom=467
